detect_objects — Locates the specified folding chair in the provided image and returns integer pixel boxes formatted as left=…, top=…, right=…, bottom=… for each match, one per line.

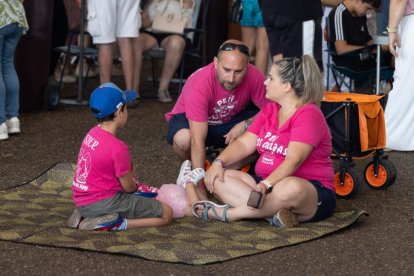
left=325, top=17, right=393, bottom=93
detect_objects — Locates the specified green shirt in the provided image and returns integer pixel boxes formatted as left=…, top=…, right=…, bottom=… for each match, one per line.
left=0, top=0, right=29, bottom=32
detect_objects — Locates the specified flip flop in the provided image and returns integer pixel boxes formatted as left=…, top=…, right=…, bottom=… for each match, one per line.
left=191, top=200, right=230, bottom=222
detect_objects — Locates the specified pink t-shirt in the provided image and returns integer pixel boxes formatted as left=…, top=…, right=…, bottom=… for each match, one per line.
left=72, top=126, right=132, bottom=207
left=249, top=103, right=334, bottom=191
left=165, top=62, right=268, bottom=125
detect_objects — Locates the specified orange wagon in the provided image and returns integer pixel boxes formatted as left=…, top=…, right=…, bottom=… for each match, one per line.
left=321, top=92, right=397, bottom=198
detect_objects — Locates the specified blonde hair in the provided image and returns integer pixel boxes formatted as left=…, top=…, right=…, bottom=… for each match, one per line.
left=274, top=55, right=324, bottom=106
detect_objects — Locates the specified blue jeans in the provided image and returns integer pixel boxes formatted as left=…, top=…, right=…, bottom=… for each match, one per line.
left=0, top=23, right=23, bottom=124
left=376, top=0, right=389, bottom=35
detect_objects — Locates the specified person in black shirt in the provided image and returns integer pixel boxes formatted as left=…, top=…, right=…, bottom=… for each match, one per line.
left=260, top=0, right=323, bottom=67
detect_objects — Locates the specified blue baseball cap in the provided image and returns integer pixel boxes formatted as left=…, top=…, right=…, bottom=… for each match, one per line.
left=89, top=83, right=137, bottom=119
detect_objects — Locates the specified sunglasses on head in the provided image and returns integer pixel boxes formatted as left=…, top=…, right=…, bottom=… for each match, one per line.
left=218, top=43, right=250, bottom=57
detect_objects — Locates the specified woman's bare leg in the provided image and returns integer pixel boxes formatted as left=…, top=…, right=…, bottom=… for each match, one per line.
left=159, top=35, right=186, bottom=92
left=133, top=33, right=158, bottom=92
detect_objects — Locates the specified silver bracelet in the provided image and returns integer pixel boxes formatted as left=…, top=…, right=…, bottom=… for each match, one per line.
left=214, top=158, right=225, bottom=168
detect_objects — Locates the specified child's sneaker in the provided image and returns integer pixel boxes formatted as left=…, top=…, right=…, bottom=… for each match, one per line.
left=133, top=177, right=158, bottom=193
left=67, top=209, right=83, bottom=228
left=176, top=160, right=192, bottom=188
left=269, top=208, right=299, bottom=228
left=178, top=168, right=206, bottom=188
left=78, top=213, right=124, bottom=231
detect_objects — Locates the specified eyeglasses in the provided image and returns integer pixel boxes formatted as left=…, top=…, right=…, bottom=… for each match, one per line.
left=218, top=43, right=250, bottom=57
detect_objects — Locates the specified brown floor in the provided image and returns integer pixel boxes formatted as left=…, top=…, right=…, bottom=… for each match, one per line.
left=0, top=73, right=413, bottom=275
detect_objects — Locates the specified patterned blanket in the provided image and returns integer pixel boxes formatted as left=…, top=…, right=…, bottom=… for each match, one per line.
left=0, top=163, right=367, bottom=265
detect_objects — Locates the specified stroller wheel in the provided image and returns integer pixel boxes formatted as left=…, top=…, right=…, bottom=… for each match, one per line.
left=364, top=159, right=397, bottom=189
left=334, top=167, right=361, bottom=198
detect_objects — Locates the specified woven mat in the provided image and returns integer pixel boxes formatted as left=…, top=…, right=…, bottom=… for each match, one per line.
left=0, top=163, right=367, bottom=265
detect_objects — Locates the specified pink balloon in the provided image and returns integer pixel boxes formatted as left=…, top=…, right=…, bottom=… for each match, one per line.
left=156, top=184, right=189, bottom=218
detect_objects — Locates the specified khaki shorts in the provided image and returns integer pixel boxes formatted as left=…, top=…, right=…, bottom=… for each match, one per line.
left=79, top=192, right=164, bottom=219
left=87, top=0, right=140, bottom=44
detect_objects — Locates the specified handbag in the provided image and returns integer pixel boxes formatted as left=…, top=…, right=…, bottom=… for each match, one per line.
left=152, top=0, right=189, bottom=34
left=229, top=0, right=242, bottom=23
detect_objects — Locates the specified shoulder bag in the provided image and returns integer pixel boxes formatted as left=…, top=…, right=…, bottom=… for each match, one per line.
left=151, top=0, right=190, bottom=34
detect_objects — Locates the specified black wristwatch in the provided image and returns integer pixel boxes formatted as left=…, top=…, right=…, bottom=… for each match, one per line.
left=259, top=180, right=273, bottom=194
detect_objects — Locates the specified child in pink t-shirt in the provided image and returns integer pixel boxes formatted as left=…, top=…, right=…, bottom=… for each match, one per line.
left=68, top=83, right=173, bottom=231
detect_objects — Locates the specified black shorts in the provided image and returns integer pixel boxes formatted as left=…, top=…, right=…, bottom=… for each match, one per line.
left=308, top=180, right=336, bottom=222
left=166, top=109, right=259, bottom=147
left=141, top=30, right=192, bottom=48
left=252, top=177, right=336, bottom=222
left=262, top=14, right=322, bottom=66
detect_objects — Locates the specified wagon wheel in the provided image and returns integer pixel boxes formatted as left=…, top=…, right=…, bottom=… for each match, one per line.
left=204, top=160, right=212, bottom=171
left=364, top=158, right=397, bottom=189
left=241, top=164, right=250, bottom=173
left=334, top=167, right=361, bottom=199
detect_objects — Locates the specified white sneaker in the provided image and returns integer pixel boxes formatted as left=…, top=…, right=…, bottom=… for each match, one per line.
left=6, top=117, right=20, bottom=134
left=0, top=123, right=8, bottom=140
left=176, top=160, right=192, bottom=187
left=178, top=168, right=206, bottom=188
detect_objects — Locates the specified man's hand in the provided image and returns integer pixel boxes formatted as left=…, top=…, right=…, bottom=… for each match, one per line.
left=388, top=32, right=401, bottom=57
left=223, top=121, right=246, bottom=145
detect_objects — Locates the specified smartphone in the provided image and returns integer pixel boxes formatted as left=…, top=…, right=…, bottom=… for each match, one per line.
left=247, top=190, right=263, bottom=208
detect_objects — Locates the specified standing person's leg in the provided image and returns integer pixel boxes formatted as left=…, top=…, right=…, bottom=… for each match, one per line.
left=158, top=35, right=186, bottom=103
left=240, top=27, right=257, bottom=56
left=1, top=24, right=23, bottom=126
left=254, top=27, right=269, bottom=74
left=116, top=0, right=140, bottom=90
left=97, top=44, right=114, bottom=84
left=117, top=38, right=135, bottom=90
left=0, top=34, right=5, bottom=127
left=87, top=0, right=117, bottom=84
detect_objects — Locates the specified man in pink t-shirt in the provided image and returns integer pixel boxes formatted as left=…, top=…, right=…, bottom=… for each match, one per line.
left=165, top=40, right=268, bottom=178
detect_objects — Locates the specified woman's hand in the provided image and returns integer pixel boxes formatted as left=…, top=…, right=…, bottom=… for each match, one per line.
left=204, top=162, right=225, bottom=193
left=388, top=32, right=400, bottom=57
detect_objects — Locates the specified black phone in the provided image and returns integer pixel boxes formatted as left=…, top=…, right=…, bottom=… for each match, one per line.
left=247, top=190, right=263, bottom=209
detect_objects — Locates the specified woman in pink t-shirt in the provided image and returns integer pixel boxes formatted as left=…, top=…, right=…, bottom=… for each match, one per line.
left=193, top=55, right=336, bottom=228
